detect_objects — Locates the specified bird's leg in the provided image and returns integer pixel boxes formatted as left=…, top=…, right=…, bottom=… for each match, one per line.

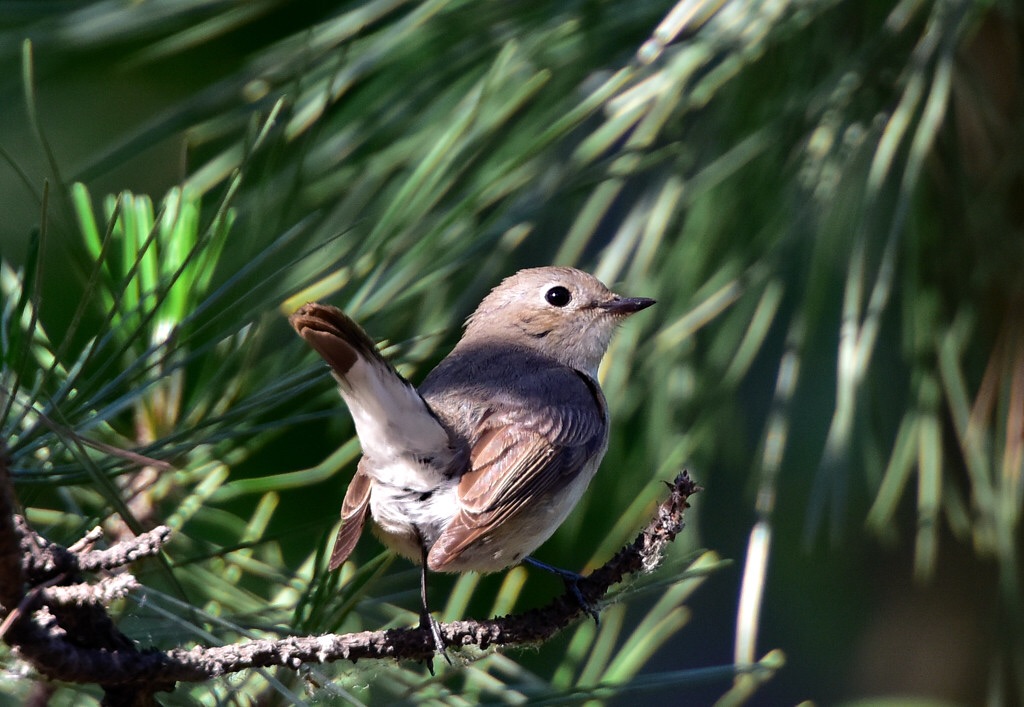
left=523, top=556, right=600, bottom=624
left=418, top=540, right=450, bottom=673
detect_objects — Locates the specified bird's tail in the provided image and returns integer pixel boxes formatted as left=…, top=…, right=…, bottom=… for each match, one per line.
left=289, top=303, right=454, bottom=488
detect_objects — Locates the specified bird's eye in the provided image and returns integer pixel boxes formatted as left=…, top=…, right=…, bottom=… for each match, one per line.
left=545, top=286, right=572, bottom=307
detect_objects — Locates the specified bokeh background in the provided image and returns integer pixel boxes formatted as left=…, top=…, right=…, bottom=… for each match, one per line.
left=1, top=1, right=1022, bottom=704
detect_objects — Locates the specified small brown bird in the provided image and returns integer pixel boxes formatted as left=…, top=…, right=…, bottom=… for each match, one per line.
left=290, top=266, right=654, bottom=651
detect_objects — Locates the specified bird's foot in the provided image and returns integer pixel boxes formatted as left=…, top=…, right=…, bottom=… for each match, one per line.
left=523, top=556, right=600, bottom=624
left=419, top=609, right=451, bottom=675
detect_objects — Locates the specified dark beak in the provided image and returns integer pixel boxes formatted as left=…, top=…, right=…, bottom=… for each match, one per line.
left=599, top=296, right=656, bottom=315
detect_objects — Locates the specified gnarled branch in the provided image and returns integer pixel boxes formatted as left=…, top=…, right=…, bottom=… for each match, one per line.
left=0, top=446, right=698, bottom=702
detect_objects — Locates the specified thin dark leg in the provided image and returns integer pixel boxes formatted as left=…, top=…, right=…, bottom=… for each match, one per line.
left=523, top=556, right=600, bottom=624
left=418, top=541, right=450, bottom=672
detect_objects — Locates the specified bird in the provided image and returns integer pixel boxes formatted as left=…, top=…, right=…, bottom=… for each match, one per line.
left=289, top=266, right=654, bottom=656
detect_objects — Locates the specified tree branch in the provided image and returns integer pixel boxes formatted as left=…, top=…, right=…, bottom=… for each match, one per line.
left=0, top=445, right=24, bottom=615
left=0, top=442, right=699, bottom=701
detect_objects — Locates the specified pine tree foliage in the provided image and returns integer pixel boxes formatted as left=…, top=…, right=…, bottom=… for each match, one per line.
left=1, top=0, right=1021, bottom=704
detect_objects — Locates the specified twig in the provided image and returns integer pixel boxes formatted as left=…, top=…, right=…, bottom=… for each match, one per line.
left=16, top=515, right=170, bottom=583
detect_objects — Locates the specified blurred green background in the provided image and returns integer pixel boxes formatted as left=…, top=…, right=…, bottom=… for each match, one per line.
left=1, top=1, right=1022, bottom=704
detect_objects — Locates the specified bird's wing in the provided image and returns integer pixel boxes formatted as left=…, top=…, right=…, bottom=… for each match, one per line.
left=328, top=466, right=372, bottom=571
left=427, top=372, right=607, bottom=570
left=290, top=303, right=455, bottom=481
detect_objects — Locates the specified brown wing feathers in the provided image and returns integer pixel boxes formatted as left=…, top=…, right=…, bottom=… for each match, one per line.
left=328, top=467, right=372, bottom=571
left=427, top=399, right=605, bottom=570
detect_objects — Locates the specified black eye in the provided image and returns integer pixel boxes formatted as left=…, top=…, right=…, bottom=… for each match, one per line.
left=545, top=286, right=572, bottom=307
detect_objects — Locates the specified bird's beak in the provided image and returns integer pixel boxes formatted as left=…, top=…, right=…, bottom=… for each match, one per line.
left=599, top=296, right=656, bottom=315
